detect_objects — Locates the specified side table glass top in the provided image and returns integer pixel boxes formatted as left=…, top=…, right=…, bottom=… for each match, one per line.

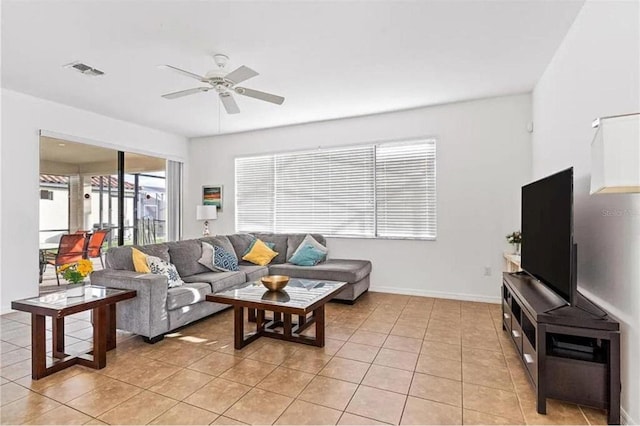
left=14, top=285, right=131, bottom=310
left=213, top=278, right=346, bottom=309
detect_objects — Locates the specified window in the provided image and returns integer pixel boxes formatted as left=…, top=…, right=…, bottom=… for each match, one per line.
left=40, top=189, right=54, bottom=200
left=235, top=139, right=436, bottom=239
left=375, top=141, right=437, bottom=238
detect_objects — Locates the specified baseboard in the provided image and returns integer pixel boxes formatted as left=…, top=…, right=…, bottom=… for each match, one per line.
left=621, top=406, right=635, bottom=425
left=369, top=285, right=501, bottom=304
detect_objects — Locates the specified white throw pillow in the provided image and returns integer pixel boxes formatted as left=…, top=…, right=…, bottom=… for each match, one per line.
left=146, top=255, right=184, bottom=288
left=289, top=234, right=328, bottom=262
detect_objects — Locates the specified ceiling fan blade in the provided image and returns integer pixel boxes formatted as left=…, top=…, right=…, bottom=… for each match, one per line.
left=224, top=66, right=259, bottom=84
left=158, top=64, right=205, bottom=81
left=219, top=92, right=240, bottom=114
left=234, top=87, right=285, bottom=105
left=161, top=87, right=210, bottom=99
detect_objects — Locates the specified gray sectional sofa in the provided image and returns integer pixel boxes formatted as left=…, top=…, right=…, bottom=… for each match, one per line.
left=91, top=233, right=371, bottom=342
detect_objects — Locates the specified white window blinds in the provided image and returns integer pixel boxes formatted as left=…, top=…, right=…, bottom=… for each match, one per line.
left=235, top=155, right=274, bottom=233
left=274, top=146, right=374, bottom=236
left=375, top=140, right=437, bottom=239
left=235, top=139, right=436, bottom=239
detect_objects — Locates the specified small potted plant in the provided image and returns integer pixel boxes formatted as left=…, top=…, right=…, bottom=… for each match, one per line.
left=58, top=259, right=94, bottom=296
left=506, top=231, right=522, bottom=255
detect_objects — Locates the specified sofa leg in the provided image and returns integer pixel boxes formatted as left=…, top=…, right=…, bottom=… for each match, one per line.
left=143, top=335, right=164, bottom=344
left=330, top=298, right=356, bottom=305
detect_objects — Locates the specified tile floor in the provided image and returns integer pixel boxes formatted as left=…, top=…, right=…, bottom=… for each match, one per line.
left=0, top=292, right=608, bottom=425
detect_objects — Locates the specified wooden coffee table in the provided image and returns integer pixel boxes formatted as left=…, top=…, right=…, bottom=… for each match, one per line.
left=11, top=285, right=136, bottom=379
left=206, top=278, right=346, bottom=349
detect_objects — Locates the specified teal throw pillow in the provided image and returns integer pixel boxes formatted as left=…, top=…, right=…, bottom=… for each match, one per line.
left=289, top=234, right=328, bottom=261
left=289, top=244, right=326, bottom=266
left=213, top=245, right=239, bottom=272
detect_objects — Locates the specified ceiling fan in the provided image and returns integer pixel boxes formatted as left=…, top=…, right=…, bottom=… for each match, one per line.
left=159, top=54, right=284, bottom=114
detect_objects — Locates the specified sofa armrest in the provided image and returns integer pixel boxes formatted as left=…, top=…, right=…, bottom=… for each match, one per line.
left=91, top=269, right=169, bottom=339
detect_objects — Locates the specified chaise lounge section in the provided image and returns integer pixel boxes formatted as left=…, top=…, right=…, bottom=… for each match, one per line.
left=91, top=233, right=371, bottom=342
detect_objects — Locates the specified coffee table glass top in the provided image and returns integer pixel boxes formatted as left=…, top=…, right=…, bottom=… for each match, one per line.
left=13, top=285, right=131, bottom=309
left=213, top=278, right=347, bottom=309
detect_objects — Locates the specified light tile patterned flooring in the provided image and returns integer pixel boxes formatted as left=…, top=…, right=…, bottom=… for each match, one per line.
left=0, top=292, right=608, bottom=425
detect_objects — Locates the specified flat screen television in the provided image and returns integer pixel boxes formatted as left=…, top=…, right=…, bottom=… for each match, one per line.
left=521, top=167, right=575, bottom=305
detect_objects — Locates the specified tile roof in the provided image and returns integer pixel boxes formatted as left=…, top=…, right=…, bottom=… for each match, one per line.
left=40, top=174, right=135, bottom=190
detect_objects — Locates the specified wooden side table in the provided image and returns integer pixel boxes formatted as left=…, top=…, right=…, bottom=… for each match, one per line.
left=11, top=285, right=136, bottom=379
left=504, top=252, right=522, bottom=272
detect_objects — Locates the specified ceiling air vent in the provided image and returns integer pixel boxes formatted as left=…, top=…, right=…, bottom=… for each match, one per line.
left=64, top=61, right=104, bottom=76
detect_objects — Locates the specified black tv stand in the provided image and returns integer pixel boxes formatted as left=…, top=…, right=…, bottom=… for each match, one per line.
left=502, top=272, right=620, bottom=424
left=575, top=291, right=609, bottom=318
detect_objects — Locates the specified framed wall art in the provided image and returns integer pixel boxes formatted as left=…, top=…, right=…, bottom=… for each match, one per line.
left=202, top=185, right=223, bottom=212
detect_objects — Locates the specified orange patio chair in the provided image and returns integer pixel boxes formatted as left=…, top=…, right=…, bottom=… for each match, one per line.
left=86, top=229, right=109, bottom=268
left=46, top=234, right=87, bottom=286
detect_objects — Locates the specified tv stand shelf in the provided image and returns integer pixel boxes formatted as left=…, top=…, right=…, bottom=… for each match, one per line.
left=502, top=272, right=620, bottom=424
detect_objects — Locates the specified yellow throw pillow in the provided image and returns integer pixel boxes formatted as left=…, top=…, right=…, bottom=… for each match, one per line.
left=242, top=239, right=278, bottom=266
left=132, top=248, right=151, bottom=273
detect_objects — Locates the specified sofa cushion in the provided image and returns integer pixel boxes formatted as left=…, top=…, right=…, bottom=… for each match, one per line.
left=166, top=282, right=211, bottom=310
left=239, top=265, right=269, bottom=282
left=286, top=234, right=326, bottom=261
left=182, top=271, right=247, bottom=293
left=167, top=240, right=210, bottom=277
left=227, top=233, right=256, bottom=264
left=268, top=259, right=371, bottom=283
left=250, top=233, right=289, bottom=264
left=105, top=244, right=170, bottom=271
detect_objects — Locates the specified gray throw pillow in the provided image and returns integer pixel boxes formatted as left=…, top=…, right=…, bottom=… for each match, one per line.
left=197, top=242, right=217, bottom=272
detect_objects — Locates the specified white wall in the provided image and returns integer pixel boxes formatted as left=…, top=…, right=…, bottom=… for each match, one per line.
left=187, top=94, right=532, bottom=302
left=532, top=1, right=639, bottom=423
left=0, top=89, right=188, bottom=313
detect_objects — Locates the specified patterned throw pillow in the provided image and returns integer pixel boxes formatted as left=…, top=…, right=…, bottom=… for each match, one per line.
left=213, top=245, right=239, bottom=272
left=146, top=255, right=184, bottom=288
left=242, top=239, right=279, bottom=266
left=289, top=243, right=326, bottom=266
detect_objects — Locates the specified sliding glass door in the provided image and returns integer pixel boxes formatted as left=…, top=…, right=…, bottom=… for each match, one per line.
left=132, top=171, right=166, bottom=245
left=40, top=136, right=173, bottom=250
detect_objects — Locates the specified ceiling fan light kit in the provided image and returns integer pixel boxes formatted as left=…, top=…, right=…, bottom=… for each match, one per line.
left=160, top=54, right=284, bottom=114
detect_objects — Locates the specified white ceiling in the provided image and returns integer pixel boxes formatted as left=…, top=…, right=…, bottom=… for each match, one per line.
left=40, top=137, right=119, bottom=165
left=40, top=136, right=166, bottom=173
left=2, top=1, right=584, bottom=138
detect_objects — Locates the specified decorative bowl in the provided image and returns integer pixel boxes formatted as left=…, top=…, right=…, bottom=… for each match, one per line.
left=261, top=275, right=290, bottom=291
